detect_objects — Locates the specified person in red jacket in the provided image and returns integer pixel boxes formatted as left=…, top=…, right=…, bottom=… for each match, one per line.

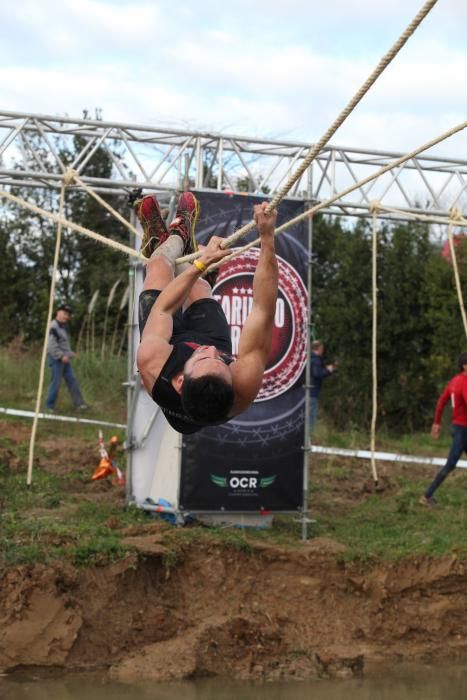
left=420, top=351, right=467, bottom=506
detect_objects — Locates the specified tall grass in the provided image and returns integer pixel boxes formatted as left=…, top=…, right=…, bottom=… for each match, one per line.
left=0, top=344, right=127, bottom=423
left=101, top=278, right=121, bottom=360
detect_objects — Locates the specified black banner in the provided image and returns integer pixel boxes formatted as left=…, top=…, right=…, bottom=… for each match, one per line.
left=180, top=192, right=307, bottom=512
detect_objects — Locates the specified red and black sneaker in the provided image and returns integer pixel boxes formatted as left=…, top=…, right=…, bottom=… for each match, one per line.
left=168, top=192, right=200, bottom=255
left=134, top=194, right=169, bottom=258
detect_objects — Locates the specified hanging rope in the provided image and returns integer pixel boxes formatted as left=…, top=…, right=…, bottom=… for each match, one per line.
left=447, top=207, right=467, bottom=339
left=179, top=0, right=439, bottom=258
left=27, top=182, right=67, bottom=486
left=369, top=202, right=380, bottom=485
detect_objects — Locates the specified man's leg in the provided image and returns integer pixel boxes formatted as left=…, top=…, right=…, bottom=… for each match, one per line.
left=45, top=357, right=63, bottom=409
left=63, top=362, right=85, bottom=408
left=138, top=192, right=207, bottom=337
left=140, top=192, right=200, bottom=289
left=141, top=192, right=209, bottom=304
left=425, top=425, right=465, bottom=499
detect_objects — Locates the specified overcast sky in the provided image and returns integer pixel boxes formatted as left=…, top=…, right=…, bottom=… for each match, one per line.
left=1, top=0, right=466, bottom=157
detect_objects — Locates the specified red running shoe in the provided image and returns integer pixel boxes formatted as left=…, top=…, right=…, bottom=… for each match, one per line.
left=168, top=192, right=200, bottom=255
left=134, top=194, right=169, bottom=258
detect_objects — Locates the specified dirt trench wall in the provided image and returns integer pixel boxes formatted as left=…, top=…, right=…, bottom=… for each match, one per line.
left=1, top=538, right=467, bottom=682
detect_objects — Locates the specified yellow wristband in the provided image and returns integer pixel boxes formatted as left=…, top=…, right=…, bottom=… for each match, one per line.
left=193, top=259, right=207, bottom=273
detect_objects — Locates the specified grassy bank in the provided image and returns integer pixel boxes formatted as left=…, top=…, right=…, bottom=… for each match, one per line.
left=1, top=345, right=466, bottom=568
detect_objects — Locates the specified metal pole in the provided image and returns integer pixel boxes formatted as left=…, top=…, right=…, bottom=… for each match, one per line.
left=125, top=206, right=138, bottom=504
left=195, top=137, right=202, bottom=189
left=302, top=166, right=314, bottom=541
left=183, top=153, right=190, bottom=192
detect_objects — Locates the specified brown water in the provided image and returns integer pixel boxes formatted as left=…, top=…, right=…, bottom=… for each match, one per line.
left=1, top=666, right=467, bottom=700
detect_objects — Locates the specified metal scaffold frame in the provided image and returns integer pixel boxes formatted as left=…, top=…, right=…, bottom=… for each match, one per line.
left=0, top=109, right=466, bottom=220
left=3, top=109, right=465, bottom=537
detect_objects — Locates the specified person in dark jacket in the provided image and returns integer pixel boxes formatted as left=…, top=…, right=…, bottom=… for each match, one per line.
left=45, top=304, right=89, bottom=412
left=420, top=351, right=467, bottom=507
left=309, top=339, right=337, bottom=434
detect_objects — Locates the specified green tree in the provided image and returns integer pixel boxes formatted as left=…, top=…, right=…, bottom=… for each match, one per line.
left=311, top=215, right=444, bottom=432
left=312, top=216, right=373, bottom=428
left=0, top=130, right=132, bottom=349
left=425, top=237, right=467, bottom=387
left=376, top=220, right=435, bottom=431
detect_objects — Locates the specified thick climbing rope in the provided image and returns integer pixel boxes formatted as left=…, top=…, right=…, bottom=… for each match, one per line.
left=447, top=209, right=467, bottom=339
left=27, top=182, right=67, bottom=486
left=179, top=0, right=439, bottom=259
left=369, top=203, right=380, bottom=485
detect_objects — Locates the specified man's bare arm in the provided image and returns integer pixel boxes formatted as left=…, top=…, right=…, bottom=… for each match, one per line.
left=137, top=237, right=230, bottom=392
left=231, top=203, right=278, bottom=413
left=152, top=236, right=230, bottom=318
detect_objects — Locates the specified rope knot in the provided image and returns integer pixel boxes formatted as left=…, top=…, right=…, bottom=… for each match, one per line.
left=449, top=207, right=464, bottom=223
left=369, top=200, right=381, bottom=215
left=63, top=169, right=77, bottom=186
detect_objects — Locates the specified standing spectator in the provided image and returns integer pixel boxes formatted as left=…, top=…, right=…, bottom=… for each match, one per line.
left=45, top=304, right=89, bottom=412
left=420, top=352, right=467, bottom=506
left=309, top=339, right=337, bottom=435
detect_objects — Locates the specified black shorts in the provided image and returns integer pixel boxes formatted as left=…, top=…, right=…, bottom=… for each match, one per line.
left=138, top=290, right=232, bottom=354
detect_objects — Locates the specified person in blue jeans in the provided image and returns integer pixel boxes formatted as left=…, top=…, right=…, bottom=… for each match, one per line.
left=420, top=351, right=467, bottom=506
left=309, top=339, right=337, bottom=436
left=45, top=304, right=89, bottom=412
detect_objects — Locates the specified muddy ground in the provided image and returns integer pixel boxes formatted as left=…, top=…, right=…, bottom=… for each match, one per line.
left=0, top=419, right=466, bottom=682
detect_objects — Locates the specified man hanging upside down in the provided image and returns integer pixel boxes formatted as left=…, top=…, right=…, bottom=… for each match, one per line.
left=133, top=191, right=278, bottom=434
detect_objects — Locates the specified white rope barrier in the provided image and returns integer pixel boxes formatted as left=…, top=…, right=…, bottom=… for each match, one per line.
left=1, top=407, right=125, bottom=429
left=310, top=444, right=467, bottom=469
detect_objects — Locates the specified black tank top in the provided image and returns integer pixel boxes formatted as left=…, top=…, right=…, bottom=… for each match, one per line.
left=152, top=342, right=233, bottom=434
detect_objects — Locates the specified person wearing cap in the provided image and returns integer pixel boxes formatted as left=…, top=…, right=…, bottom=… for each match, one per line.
left=45, top=304, right=89, bottom=412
